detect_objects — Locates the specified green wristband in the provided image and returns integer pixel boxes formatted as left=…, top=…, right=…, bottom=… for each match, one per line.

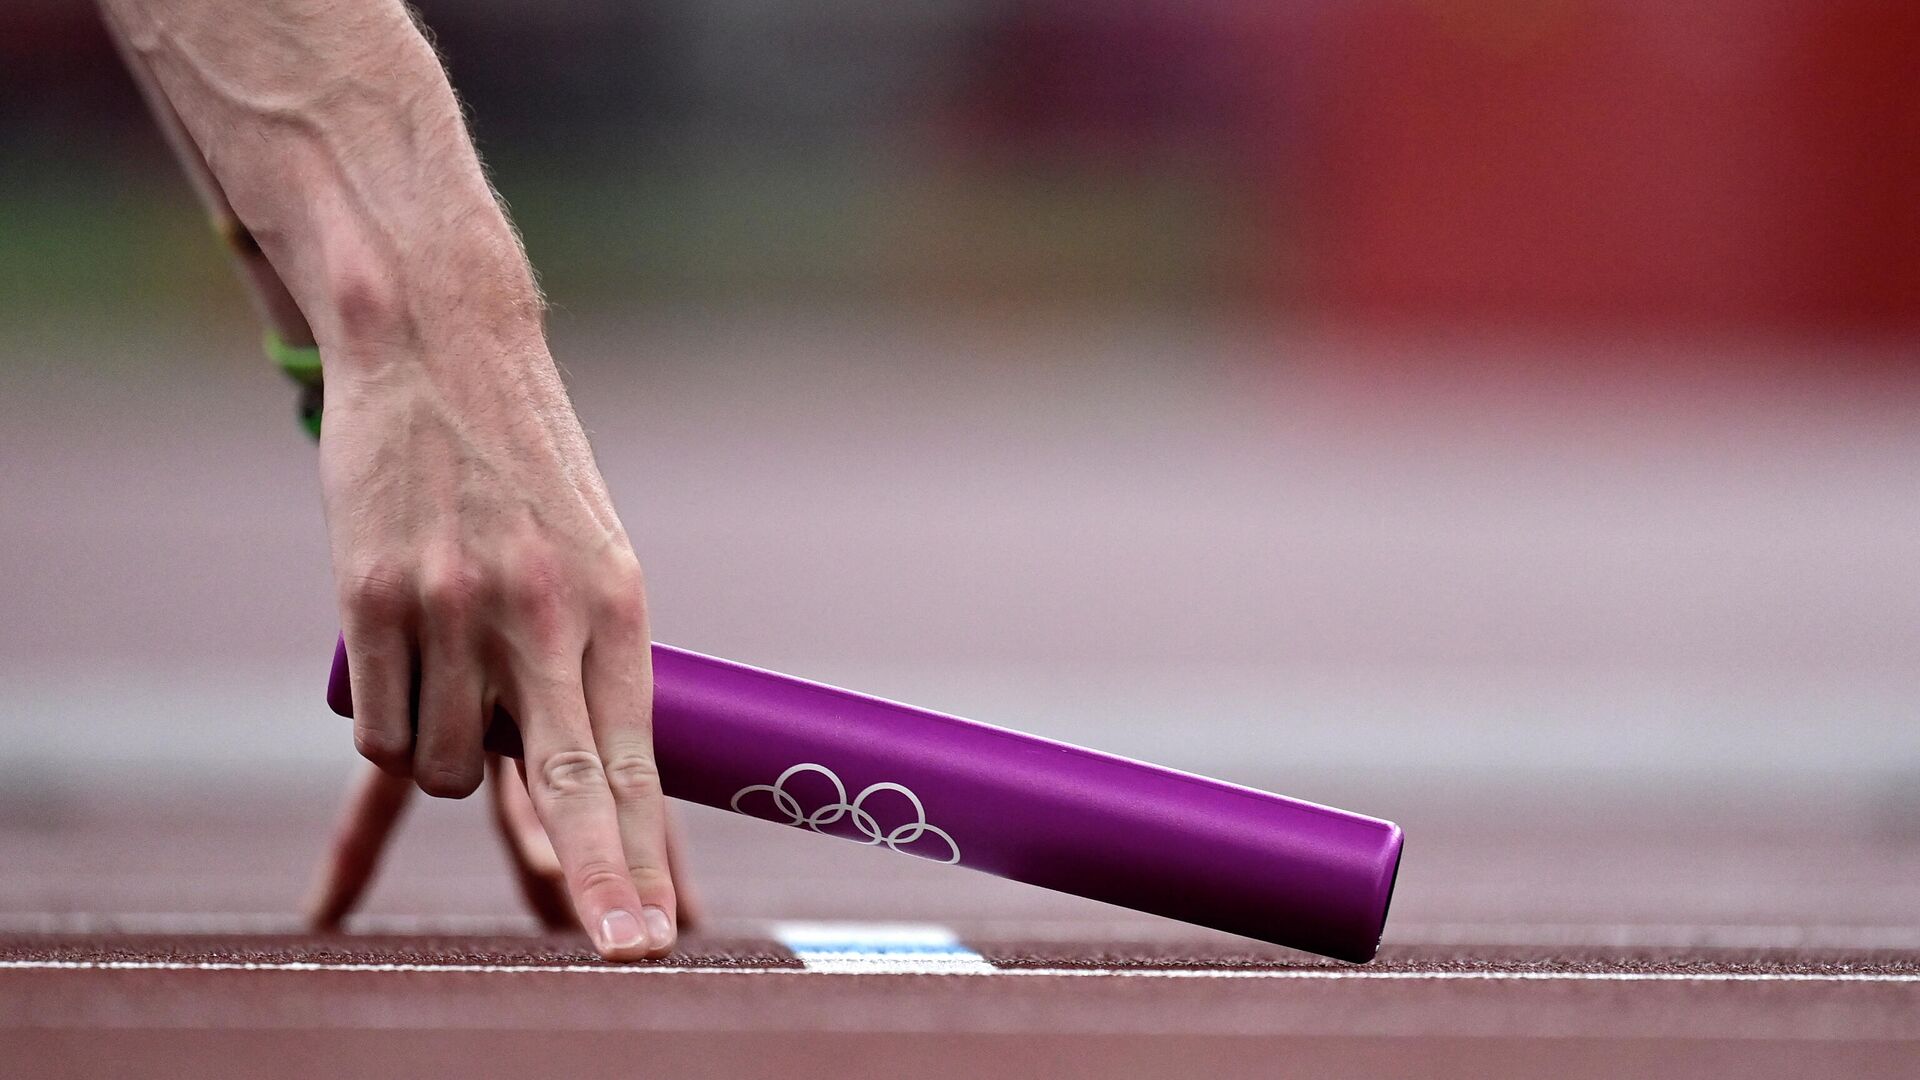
left=296, top=383, right=324, bottom=441
left=264, top=331, right=323, bottom=388
left=263, top=331, right=325, bottom=440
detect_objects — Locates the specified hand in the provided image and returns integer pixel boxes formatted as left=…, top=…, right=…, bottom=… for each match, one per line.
left=96, top=0, right=681, bottom=962
left=319, top=326, right=679, bottom=960
left=306, top=757, right=702, bottom=938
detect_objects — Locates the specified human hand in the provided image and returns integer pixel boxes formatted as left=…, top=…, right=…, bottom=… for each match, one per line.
left=96, top=0, right=683, bottom=962
left=306, top=756, right=701, bottom=939
left=319, top=328, right=678, bottom=959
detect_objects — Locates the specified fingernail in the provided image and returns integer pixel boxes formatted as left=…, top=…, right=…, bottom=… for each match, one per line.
left=598, top=909, right=645, bottom=952
left=641, top=905, right=674, bottom=951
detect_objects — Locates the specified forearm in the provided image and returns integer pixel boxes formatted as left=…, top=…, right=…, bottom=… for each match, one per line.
left=98, top=0, right=541, bottom=373
left=106, top=0, right=675, bottom=962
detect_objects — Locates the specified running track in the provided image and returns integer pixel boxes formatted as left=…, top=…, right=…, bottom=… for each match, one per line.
left=3, top=782, right=1915, bottom=1078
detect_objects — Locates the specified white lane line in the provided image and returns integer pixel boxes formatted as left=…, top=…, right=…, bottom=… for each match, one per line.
left=6, top=914, right=1919, bottom=952
left=0, top=960, right=1915, bottom=982
left=772, top=922, right=998, bottom=975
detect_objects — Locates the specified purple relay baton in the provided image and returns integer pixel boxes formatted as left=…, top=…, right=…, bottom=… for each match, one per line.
left=328, top=638, right=1403, bottom=962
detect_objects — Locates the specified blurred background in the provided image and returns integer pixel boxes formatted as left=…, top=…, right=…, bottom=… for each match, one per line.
left=1, top=1, right=1916, bottom=928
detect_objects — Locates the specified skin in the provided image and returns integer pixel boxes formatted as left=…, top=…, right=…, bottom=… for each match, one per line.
left=304, top=758, right=701, bottom=937
left=99, top=0, right=678, bottom=959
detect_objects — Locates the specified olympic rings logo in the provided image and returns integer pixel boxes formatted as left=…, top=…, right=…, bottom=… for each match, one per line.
left=730, top=763, right=961, bottom=865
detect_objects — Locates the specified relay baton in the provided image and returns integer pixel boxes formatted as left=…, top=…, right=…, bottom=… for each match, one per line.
left=329, top=638, right=1403, bottom=962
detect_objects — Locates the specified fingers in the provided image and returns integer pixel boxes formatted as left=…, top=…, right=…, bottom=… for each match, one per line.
left=665, top=805, right=701, bottom=930
left=412, top=620, right=486, bottom=799
left=305, top=762, right=414, bottom=930
left=494, top=756, right=562, bottom=875
left=334, top=535, right=672, bottom=958
left=343, top=562, right=489, bottom=798
left=516, top=668, right=670, bottom=960
left=482, top=707, right=525, bottom=759
left=488, top=755, right=572, bottom=930
left=490, top=756, right=693, bottom=935
left=339, top=575, right=415, bottom=776
left=581, top=623, right=676, bottom=948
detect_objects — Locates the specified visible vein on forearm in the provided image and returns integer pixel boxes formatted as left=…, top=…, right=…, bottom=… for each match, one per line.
left=99, top=0, right=539, bottom=360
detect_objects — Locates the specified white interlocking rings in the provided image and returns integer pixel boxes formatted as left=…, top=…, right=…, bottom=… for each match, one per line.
left=729, top=763, right=961, bottom=865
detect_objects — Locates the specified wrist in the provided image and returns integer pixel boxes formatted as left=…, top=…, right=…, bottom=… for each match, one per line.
left=296, top=208, right=546, bottom=380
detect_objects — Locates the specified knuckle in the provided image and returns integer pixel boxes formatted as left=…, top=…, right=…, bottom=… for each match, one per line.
left=626, top=863, right=674, bottom=897
left=535, top=749, right=610, bottom=801
left=611, top=551, right=645, bottom=589
left=415, top=758, right=482, bottom=799
left=503, top=555, right=562, bottom=615
left=353, top=726, right=411, bottom=769
left=342, top=564, right=413, bottom=621
left=595, top=566, right=648, bottom=634
left=419, top=561, right=483, bottom=620
left=573, top=859, right=633, bottom=900
left=503, top=558, right=573, bottom=646
left=603, top=753, right=662, bottom=802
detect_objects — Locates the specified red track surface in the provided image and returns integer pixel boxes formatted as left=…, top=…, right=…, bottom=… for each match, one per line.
left=4, top=783, right=1916, bottom=1078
